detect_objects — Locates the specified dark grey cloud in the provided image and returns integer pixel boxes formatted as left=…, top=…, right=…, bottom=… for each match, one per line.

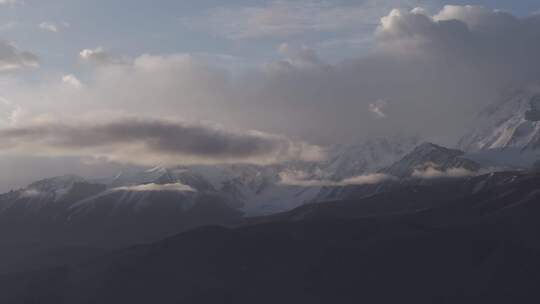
left=0, top=118, right=324, bottom=166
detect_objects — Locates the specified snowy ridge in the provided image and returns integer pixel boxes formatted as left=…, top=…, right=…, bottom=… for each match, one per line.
left=459, top=89, right=540, bottom=152
left=381, top=143, right=481, bottom=178
left=0, top=137, right=420, bottom=217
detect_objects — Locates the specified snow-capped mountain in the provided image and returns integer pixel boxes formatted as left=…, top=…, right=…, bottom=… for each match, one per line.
left=322, top=136, right=421, bottom=180
left=0, top=136, right=422, bottom=248
left=185, top=136, right=420, bottom=215
left=314, top=142, right=485, bottom=203
left=6, top=169, right=540, bottom=303
left=381, top=143, right=482, bottom=178
left=0, top=136, right=420, bottom=224
left=0, top=135, right=523, bottom=250
left=0, top=174, right=243, bottom=247
left=457, top=88, right=540, bottom=169
left=75, top=136, right=420, bottom=217
left=0, top=175, right=105, bottom=220
left=459, top=89, right=540, bottom=152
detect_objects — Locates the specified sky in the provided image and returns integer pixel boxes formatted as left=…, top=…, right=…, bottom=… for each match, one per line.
left=0, top=0, right=539, bottom=190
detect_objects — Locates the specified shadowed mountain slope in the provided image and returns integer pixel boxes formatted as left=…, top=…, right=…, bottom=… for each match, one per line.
left=1, top=171, right=539, bottom=304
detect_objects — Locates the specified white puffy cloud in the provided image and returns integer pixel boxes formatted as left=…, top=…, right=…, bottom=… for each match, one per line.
left=376, top=5, right=540, bottom=79
left=62, top=74, right=83, bottom=89
left=433, top=5, right=507, bottom=26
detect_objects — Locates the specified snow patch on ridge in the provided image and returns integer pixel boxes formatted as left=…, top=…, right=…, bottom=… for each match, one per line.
left=112, top=183, right=197, bottom=193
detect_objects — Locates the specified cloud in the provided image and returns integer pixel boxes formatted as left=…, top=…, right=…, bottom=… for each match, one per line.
left=0, top=22, right=17, bottom=32
left=412, top=166, right=478, bottom=179
left=432, top=5, right=507, bottom=27
left=340, top=174, right=396, bottom=185
left=0, top=0, right=17, bottom=6
left=112, top=182, right=196, bottom=193
left=62, top=74, right=83, bottom=89
left=7, top=5, right=540, bottom=147
left=368, top=100, right=388, bottom=119
left=270, top=44, right=329, bottom=71
left=186, top=0, right=415, bottom=39
left=279, top=170, right=394, bottom=187
left=376, top=5, right=540, bottom=81
left=4, top=4, right=540, bottom=189
left=0, top=41, right=38, bottom=71
left=0, top=97, right=23, bottom=126
left=19, top=188, right=41, bottom=198
left=79, top=47, right=121, bottom=65
left=0, top=118, right=326, bottom=166
left=38, top=22, right=59, bottom=33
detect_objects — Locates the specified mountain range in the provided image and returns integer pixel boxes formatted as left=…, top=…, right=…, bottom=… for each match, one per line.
left=0, top=89, right=540, bottom=302
left=1, top=168, right=539, bottom=303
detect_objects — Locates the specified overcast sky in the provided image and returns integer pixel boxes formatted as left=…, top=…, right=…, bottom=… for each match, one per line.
left=0, top=0, right=539, bottom=190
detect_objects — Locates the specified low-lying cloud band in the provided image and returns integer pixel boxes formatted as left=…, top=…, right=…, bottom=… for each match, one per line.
left=0, top=118, right=325, bottom=166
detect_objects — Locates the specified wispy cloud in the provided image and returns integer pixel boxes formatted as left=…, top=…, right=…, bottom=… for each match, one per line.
left=19, top=188, right=41, bottom=198
left=369, top=99, right=388, bottom=119
left=38, top=22, right=59, bottom=33
left=186, top=0, right=414, bottom=39
left=412, top=166, right=478, bottom=179
left=80, top=47, right=123, bottom=65
left=0, top=22, right=17, bottom=32
left=0, top=0, right=17, bottom=7
left=0, top=41, right=39, bottom=71
left=279, top=170, right=394, bottom=187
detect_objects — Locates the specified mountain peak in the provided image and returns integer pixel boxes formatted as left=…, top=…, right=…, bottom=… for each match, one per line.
left=459, top=89, right=540, bottom=152
left=381, top=143, right=479, bottom=178
left=27, top=175, right=86, bottom=192
left=412, top=142, right=464, bottom=156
